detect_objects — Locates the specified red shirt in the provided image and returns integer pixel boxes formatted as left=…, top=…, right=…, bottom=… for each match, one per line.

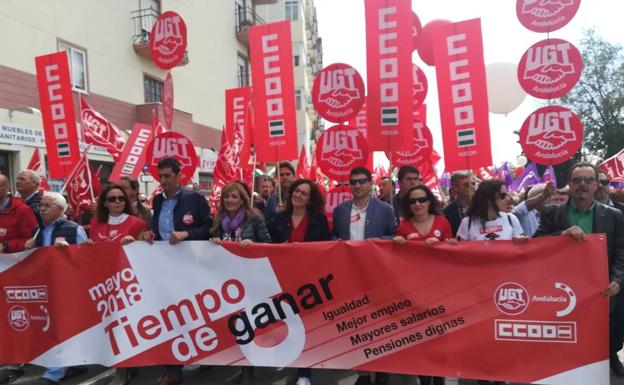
left=397, top=215, right=453, bottom=241
left=288, top=214, right=309, bottom=243
left=89, top=215, right=147, bottom=243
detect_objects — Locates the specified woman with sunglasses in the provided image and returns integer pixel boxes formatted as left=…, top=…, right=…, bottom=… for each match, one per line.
left=393, top=185, right=454, bottom=247
left=267, top=179, right=329, bottom=385
left=457, top=179, right=526, bottom=242
left=89, top=184, right=147, bottom=245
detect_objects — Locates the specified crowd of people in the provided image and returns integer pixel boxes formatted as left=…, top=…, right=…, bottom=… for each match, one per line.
left=0, top=157, right=623, bottom=385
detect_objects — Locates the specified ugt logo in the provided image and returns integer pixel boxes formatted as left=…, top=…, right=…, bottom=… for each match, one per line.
left=521, top=0, right=575, bottom=18
left=318, top=68, right=361, bottom=109
left=523, top=41, right=575, bottom=85
left=526, top=109, right=576, bottom=150
left=494, top=282, right=529, bottom=315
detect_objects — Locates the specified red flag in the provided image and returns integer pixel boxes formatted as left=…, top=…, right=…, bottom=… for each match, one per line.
left=599, top=148, right=624, bottom=182
left=249, top=21, right=299, bottom=162
left=209, top=127, right=240, bottom=213
left=296, top=146, right=310, bottom=179
left=35, top=52, right=80, bottom=179
left=108, top=123, right=154, bottom=183
left=226, top=87, right=253, bottom=170
left=79, top=96, right=126, bottom=161
left=420, top=160, right=444, bottom=202
left=432, top=18, right=492, bottom=172
left=63, top=148, right=97, bottom=212
left=152, top=110, right=166, bottom=137
left=26, top=149, right=50, bottom=191
left=364, top=0, right=413, bottom=151
left=478, top=166, right=496, bottom=180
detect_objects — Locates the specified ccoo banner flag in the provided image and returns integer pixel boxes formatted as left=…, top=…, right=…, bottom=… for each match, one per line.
left=0, top=237, right=608, bottom=384
left=249, top=21, right=298, bottom=162
left=35, top=52, right=81, bottom=179
left=108, top=123, right=154, bottom=183
left=432, top=18, right=492, bottom=173
left=364, top=0, right=413, bottom=151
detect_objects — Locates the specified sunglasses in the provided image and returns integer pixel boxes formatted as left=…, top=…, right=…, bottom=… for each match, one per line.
left=599, top=179, right=609, bottom=186
left=106, top=196, right=127, bottom=203
left=570, top=176, right=596, bottom=185
left=408, top=197, right=429, bottom=204
left=497, top=192, right=509, bottom=200
left=462, top=181, right=477, bottom=188
left=349, top=178, right=370, bottom=186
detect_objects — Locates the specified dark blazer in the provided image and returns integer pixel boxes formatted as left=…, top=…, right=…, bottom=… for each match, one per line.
left=332, top=197, right=396, bottom=240
left=268, top=211, right=331, bottom=243
left=534, top=201, right=624, bottom=285
left=443, top=200, right=466, bottom=237
left=152, top=189, right=212, bottom=240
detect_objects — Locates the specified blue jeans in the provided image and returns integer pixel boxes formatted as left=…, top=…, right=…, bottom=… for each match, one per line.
left=42, top=367, right=65, bottom=383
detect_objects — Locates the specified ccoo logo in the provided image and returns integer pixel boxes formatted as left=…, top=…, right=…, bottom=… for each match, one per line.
left=494, top=282, right=530, bottom=315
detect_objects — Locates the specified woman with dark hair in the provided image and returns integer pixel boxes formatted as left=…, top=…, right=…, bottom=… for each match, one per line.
left=210, top=181, right=271, bottom=245
left=393, top=185, right=454, bottom=246
left=89, top=184, right=147, bottom=245
left=268, top=179, right=330, bottom=243
left=456, top=179, right=526, bottom=243
left=267, top=179, right=329, bottom=385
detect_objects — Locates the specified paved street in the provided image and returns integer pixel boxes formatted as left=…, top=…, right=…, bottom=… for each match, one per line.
left=9, top=364, right=624, bottom=385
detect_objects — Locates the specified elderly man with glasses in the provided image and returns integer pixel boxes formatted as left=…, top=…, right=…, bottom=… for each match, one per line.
left=23, top=192, right=88, bottom=385
left=534, top=161, right=624, bottom=376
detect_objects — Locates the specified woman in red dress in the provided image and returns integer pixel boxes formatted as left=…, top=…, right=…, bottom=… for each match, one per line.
left=89, top=184, right=147, bottom=245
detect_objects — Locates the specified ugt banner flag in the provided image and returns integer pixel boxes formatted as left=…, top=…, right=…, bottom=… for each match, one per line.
left=364, top=0, right=413, bottom=151
left=249, top=21, right=298, bottom=162
left=35, top=52, right=81, bottom=179
left=0, top=237, right=608, bottom=385
left=432, top=18, right=492, bottom=172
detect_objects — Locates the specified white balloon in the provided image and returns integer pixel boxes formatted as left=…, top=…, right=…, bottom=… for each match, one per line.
left=486, top=62, right=527, bottom=114
left=517, top=155, right=528, bottom=167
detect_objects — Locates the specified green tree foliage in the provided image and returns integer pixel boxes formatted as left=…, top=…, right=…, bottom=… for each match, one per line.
left=558, top=28, right=624, bottom=161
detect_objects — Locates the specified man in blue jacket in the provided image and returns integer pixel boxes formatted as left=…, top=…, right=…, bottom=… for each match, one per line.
left=145, top=157, right=212, bottom=385
left=332, top=167, right=395, bottom=384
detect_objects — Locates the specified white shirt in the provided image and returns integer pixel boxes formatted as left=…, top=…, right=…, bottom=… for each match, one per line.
left=457, top=212, right=524, bottom=241
left=349, top=200, right=368, bottom=241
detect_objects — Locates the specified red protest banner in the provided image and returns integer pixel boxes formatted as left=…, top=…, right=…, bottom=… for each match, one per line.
left=516, top=0, right=581, bottom=33
left=520, top=106, right=583, bottom=166
left=0, top=236, right=608, bottom=385
left=162, top=71, right=174, bottom=129
left=387, top=120, right=433, bottom=168
left=432, top=18, right=492, bottom=172
left=599, top=148, right=624, bottom=182
left=79, top=96, right=126, bottom=161
left=518, top=38, right=583, bottom=99
left=249, top=21, right=298, bottom=162
left=312, top=63, right=365, bottom=123
left=364, top=0, right=413, bottom=151
left=225, top=87, right=253, bottom=169
left=108, top=123, right=154, bottom=183
left=145, top=131, right=198, bottom=184
left=35, top=52, right=81, bottom=179
left=316, top=124, right=369, bottom=182
left=347, top=100, right=374, bottom=171
left=150, top=11, right=188, bottom=70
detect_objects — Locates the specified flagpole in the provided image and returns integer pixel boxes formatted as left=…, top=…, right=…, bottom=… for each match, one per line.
left=85, top=147, right=96, bottom=202
left=250, top=147, right=257, bottom=196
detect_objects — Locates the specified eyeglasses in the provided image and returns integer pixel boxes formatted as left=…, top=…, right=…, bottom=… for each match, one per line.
left=105, top=196, right=127, bottom=203
left=349, top=178, right=370, bottom=186
left=571, top=176, right=596, bottom=185
left=39, top=204, right=61, bottom=210
left=462, top=181, right=477, bottom=188
left=599, top=179, right=610, bottom=186
left=408, top=197, right=429, bottom=205
left=497, top=192, right=509, bottom=200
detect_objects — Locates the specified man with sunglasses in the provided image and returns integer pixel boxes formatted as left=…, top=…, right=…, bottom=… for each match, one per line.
left=596, top=171, right=624, bottom=212
left=534, top=161, right=624, bottom=376
left=331, top=167, right=396, bottom=385
left=443, top=171, right=476, bottom=236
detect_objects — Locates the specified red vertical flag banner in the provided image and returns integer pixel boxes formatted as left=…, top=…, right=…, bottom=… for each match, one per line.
left=432, top=18, right=492, bottom=172
left=296, top=146, right=310, bottom=179
left=35, top=52, right=81, bottom=179
left=225, top=87, right=253, bottom=169
left=249, top=21, right=298, bottom=162
left=364, top=0, right=413, bottom=151
left=108, top=123, right=154, bottom=183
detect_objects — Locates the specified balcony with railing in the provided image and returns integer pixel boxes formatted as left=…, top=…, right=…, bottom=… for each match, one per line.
left=131, top=6, right=189, bottom=66
left=237, top=69, right=251, bottom=88
left=235, top=5, right=265, bottom=44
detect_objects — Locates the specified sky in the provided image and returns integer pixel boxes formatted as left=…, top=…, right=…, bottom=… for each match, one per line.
left=313, top=0, right=623, bottom=170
